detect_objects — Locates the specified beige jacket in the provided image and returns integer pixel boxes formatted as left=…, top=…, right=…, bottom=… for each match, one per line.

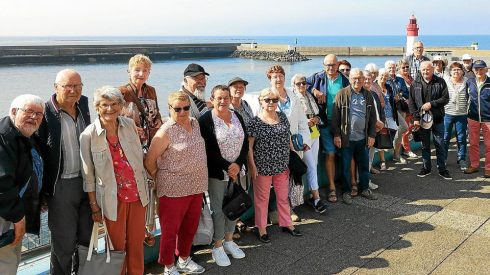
left=80, top=116, right=148, bottom=221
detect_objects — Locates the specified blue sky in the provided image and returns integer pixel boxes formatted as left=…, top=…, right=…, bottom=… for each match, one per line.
left=2, top=0, right=488, bottom=36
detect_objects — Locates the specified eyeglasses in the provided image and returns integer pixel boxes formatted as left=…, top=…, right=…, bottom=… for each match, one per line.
left=323, top=63, right=336, bottom=67
left=57, top=83, right=83, bottom=91
left=340, top=69, right=351, bottom=72
left=188, top=75, right=208, bottom=82
left=18, top=108, right=43, bottom=118
left=98, top=102, right=121, bottom=110
left=212, top=96, right=231, bottom=101
left=295, top=82, right=307, bottom=86
left=263, top=98, right=279, bottom=104
left=169, top=105, right=191, bottom=112
left=271, top=75, right=284, bottom=80
left=414, top=46, right=423, bottom=49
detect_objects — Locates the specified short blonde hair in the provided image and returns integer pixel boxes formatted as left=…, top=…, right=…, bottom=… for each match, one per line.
left=128, top=54, right=152, bottom=70
left=258, top=88, right=279, bottom=102
left=167, top=91, right=190, bottom=107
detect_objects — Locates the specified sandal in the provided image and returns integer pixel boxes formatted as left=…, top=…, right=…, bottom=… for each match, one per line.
left=144, top=230, right=155, bottom=247
left=351, top=185, right=359, bottom=197
left=327, top=190, right=338, bottom=203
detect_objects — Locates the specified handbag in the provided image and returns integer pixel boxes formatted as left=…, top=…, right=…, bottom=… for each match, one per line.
left=192, top=193, right=214, bottom=246
left=222, top=177, right=252, bottom=221
left=291, top=133, right=304, bottom=151
left=78, top=221, right=126, bottom=275
left=288, top=150, right=308, bottom=177
left=289, top=176, right=304, bottom=208
left=374, top=128, right=394, bottom=149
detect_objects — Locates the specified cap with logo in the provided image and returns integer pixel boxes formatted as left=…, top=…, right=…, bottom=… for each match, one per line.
left=473, top=60, right=487, bottom=69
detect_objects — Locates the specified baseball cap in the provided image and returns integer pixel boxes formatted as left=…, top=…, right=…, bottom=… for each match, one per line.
left=184, top=63, right=209, bottom=77
left=461, top=54, right=472, bottom=60
left=420, top=110, right=433, bottom=130
left=473, top=60, right=487, bottom=69
left=228, top=77, right=249, bottom=86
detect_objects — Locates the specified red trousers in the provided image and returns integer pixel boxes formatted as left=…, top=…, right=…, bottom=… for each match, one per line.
left=105, top=200, right=146, bottom=275
left=158, top=194, right=202, bottom=266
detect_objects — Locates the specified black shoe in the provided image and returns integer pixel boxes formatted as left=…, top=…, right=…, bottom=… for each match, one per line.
left=313, top=200, right=327, bottom=214
left=258, top=233, right=271, bottom=243
left=417, top=168, right=431, bottom=177
left=439, top=170, right=452, bottom=180
left=281, top=227, right=303, bottom=237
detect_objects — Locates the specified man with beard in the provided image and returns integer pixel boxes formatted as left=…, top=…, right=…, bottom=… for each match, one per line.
left=180, top=63, right=211, bottom=119
left=37, top=69, right=93, bottom=275
left=0, top=94, right=44, bottom=275
left=461, top=54, right=476, bottom=79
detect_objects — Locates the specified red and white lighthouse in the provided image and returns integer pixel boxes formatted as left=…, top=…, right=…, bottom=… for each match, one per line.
left=406, top=14, right=419, bottom=56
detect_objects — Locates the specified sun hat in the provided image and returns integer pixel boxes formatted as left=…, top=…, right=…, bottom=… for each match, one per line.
left=461, top=54, right=472, bottom=60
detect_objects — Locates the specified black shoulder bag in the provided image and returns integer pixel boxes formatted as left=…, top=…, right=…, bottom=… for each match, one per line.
left=222, top=177, right=252, bottom=221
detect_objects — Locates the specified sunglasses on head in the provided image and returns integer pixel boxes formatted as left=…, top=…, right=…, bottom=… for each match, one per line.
left=263, top=98, right=279, bottom=104
left=169, top=105, right=191, bottom=113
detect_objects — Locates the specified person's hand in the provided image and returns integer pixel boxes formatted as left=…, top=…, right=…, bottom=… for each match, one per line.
left=313, top=89, right=326, bottom=104
left=367, top=137, right=375, bottom=148
left=11, top=217, right=26, bottom=247
left=91, top=210, right=104, bottom=223
left=334, top=136, right=341, bottom=148
left=413, top=120, right=421, bottom=130
left=248, top=162, right=258, bottom=181
left=307, top=118, right=315, bottom=127
left=375, top=120, right=384, bottom=132
left=422, top=102, right=431, bottom=111
left=227, top=163, right=240, bottom=178
left=303, top=144, right=310, bottom=151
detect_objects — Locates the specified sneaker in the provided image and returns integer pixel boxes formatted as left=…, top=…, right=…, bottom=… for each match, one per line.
left=402, top=151, right=418, bottom=158
left=380, top=161, right=387, bottom=171
left=164, top=266, right=180, bottom=275
left=393, top=155, right=407, bottom=164
left=417, top=168, right=431, bottom=177
left=212, top=246, right=231, bottom=266
left=360, top=189, right=378, bottom=200
left=458, top=160, right=468, bottom=171
left=223, top=241, right=245, bottom=259
left=342, top=193, right=353, bottom=205
left=313, top=200, right=327, bottom=214
left=369, top=180, right=379, bottom=190
left=439, top=170, right=452, bottom=180
left=176, top=257, right=205, bottom=274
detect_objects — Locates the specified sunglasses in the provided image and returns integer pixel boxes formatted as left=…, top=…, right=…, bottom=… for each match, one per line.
left=295, top=82, right=307, bottom=86
left=169, top=105, right=191, bottom=113
left=340, top=69, right=351, bottom=72
left=402, top=66, right=409, bottom=69
left=263, top=98, right=279, bottom=104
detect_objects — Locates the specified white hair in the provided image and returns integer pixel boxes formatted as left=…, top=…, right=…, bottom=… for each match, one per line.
left=290, top=73, right=306, bottom=92
left=9, top=94, right=44, bottom=119
left=384, top=60, right=396, bottom=70
left=93, top=86, right=125, bottom=108
left=349, top=68, right=363, bottom=78
left=364, top=63, right=379, bottom=73
left=363, top=70, right=372, bottom=78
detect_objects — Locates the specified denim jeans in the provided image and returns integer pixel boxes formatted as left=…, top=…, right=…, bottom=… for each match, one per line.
left=421, top=122, right=447, bottom=172
left=443, top=114, right=467, bottom=162
left=339, top=139, right=369, bottom=193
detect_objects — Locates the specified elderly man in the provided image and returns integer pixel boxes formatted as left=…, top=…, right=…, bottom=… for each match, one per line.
left=407, top=41, right=430, bottom=79
left=0, top=94, right=44, bottom=275
left=306, top=54, right=349, bottom=203
left=37, top=69, right=93, bottom=275
left=465, top=60, right=490, bottom=177
left=331, top=69, right=378, bottom=205
left=409, top=61, right=451, bottom=179
left=180, top=63, right=210, bottom=119
left=461, top=54, right=476, bottom=79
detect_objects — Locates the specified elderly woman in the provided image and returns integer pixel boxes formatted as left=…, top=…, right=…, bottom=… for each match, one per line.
left=432, top=56, right=448, bottom=78
left=198, top=85, right=248, bottom=267
left=144, top=91, right=207, bottom=275
left=291, top=73, right=329, bottom=208
left=248, top=88, right=302, bottom=243
left=80, top=86, right=149, bottom=275
left=229, top=77, right=254, bottom=127
left=444, top=62, right=469, bottom=171
left=365, top=63, right=385, bottom=109
left=377, top=70, right=399, bottom=170
left=396, top=59, right=418, bottom=159
left=385, top=60, right=409, bottom=164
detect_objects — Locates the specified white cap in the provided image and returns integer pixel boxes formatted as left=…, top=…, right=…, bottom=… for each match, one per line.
left=462, top=54, right=472, bottom=60
left=433, top=55, right=443, bottom=61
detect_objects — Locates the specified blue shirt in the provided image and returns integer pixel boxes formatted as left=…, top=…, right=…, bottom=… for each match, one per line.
left=327, top=76, right=343, bottom=120
left=349, top=91, right=366, bottom=141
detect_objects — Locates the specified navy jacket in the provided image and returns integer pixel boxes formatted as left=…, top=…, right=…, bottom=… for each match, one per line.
left=467, top=77, right=490, bottom=122
left=37, top=94, right=90, bottom=197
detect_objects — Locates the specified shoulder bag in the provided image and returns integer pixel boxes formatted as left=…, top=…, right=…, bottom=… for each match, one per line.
left=222, top=177, right=252, bottom=221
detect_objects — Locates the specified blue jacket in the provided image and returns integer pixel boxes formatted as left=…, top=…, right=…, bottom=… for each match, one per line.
left=306, top=70, right=349, bottom=125
left=467, top=77, right=490, bottom=122
left=386, top=76, right=409, bottom=99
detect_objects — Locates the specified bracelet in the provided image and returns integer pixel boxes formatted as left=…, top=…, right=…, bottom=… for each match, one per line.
left=89, top=201, right=97, bottom=205
left=92, top=210, right=101, bottom=215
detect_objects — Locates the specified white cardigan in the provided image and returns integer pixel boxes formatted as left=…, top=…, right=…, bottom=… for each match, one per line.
left=279, top=89, right=311, bottom=148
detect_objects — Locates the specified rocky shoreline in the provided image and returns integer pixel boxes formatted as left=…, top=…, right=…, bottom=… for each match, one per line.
left=231, top=49, right=310, bottom=62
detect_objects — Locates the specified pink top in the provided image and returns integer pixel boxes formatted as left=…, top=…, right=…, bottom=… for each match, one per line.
left=156, top=118, right=208, bottom=198
left=107, top=135, right=139, bottom=202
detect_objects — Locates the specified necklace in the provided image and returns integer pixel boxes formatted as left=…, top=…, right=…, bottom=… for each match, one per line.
left=107, top=136, right=124, bottom=158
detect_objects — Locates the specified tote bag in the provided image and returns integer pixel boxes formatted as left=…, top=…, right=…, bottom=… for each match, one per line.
left=192, top=193, right=214, bottom=246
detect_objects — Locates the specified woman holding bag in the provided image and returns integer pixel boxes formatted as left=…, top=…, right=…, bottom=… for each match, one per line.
left=198, top=85, right=248, bottom=267
left=80, top=86, right=149, bottom=275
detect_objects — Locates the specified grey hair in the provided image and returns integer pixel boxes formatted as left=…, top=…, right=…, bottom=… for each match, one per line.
left=413, top=40, right=423, bottom=47
left=384, top=60, right=396, bottom=70
left=420, top=61, right=433, bottom=69
left=363, top=70, right=372, bottom=78
left=364, top=63, right=379, bottom=73
left=93, top=86, right=125, bottom=108
left=349, top=68, right=363, bottom=78
left=290, top=73, right=306, bottom=92
left=9, top=94, right=44, bottom=119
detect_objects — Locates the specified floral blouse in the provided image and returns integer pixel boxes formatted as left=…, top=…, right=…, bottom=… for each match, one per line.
left=107, top=135, right=139, bottom=202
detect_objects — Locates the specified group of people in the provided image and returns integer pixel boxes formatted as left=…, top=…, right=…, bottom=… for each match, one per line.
left=1, top=39, right=489, bottom=275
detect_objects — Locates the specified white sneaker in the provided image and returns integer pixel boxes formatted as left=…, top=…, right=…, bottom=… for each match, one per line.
left=223, top=241, right=245, bottom=259
left=164, top=265, right=180, bottom=275
left=176, top=257, right=205, bottom=274
left=369, top=180, right=379, bottom=190
left=211, top=246, right=231, bottom=267
left=407, top=151, right=418, bottom=158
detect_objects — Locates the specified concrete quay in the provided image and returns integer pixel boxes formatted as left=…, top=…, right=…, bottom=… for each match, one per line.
left=144, top=140, right=490, bottom=275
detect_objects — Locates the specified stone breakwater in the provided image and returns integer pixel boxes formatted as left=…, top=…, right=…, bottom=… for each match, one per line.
left=231, top=49, right=310, bottom=62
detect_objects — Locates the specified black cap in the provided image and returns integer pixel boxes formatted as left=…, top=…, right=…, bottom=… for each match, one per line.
left=473, top=60, right=487, bottom=69
left=184, top=63, right=209, bottom=77
left=228, top=77, right=249, bottom=86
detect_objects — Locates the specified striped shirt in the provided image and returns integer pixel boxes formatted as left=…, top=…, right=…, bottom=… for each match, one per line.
left=181, top=86, right=208, bottom=119
left=60, top=111, right=84, bottom=178
left=444, top=78, right=469, bottom=116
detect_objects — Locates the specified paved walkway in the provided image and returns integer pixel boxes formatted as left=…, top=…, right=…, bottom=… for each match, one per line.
left=145, top=142, right=490, bottom=275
